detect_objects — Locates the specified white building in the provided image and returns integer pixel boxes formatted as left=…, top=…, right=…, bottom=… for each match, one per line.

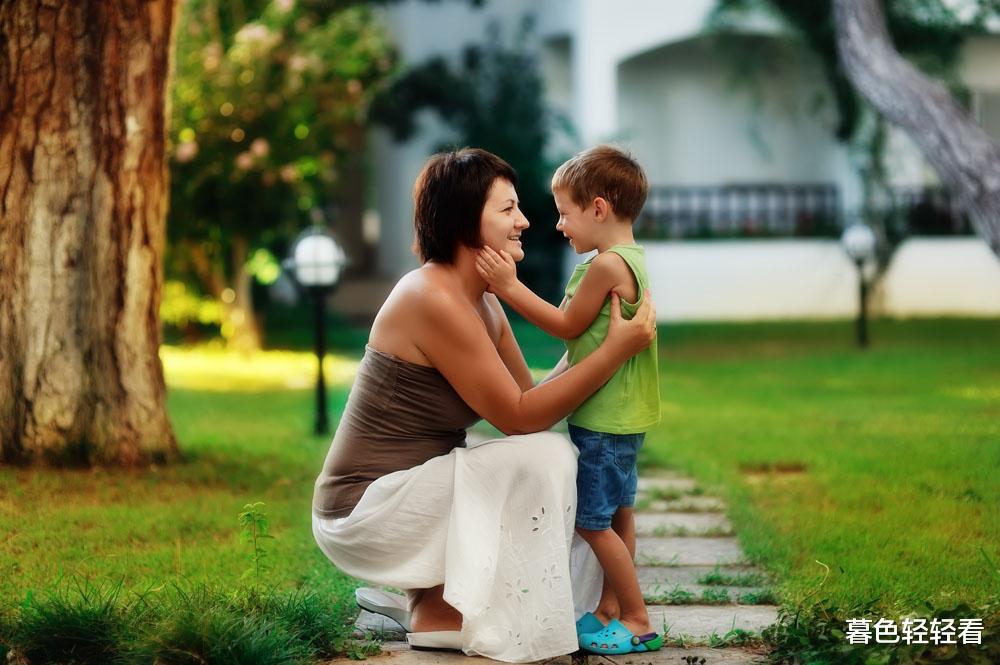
left=333, top=0, right=1000, bottom=320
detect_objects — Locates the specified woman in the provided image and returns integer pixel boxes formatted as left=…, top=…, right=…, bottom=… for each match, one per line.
left=312, top=148, right=655, bottom=662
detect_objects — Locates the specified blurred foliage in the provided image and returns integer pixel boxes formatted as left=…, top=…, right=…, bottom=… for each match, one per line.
left=708, top=0, right=999, bottom=143
left=160, top=281, right=225, bottom=330
left=167, top=0, right=396, bottom=346
left=169, top=0, right=394, bottom=241
left=369, top=17, right=571, bottom=303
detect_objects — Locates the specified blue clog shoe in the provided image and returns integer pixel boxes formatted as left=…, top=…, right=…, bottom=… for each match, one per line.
left=579, top=618, right=664, bottom=655
left=575, top=611, right=606, bottom=639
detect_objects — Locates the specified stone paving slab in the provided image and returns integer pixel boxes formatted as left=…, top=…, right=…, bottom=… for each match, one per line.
left=328, top=643, right=573, bottom=664
left=642, top=583, right=771, bottom=604
left=638, top=560, right=774, bottom=603
left=637, top=566, right=769, bottom=591
left=642, top=497, right=727, bottom=513
left=328, top=644, right=768, bottom=665
left=355, top=609, right=406, bottom=639
left=649, top=604, right=780, bottom=641
left=636, top=475, right=700, bottom=495
left=634, top=512, right=733, bottom=537
left=638, top=468, right=691, bottom=480
left=635, top=537, right=749, bottom=567
left=581, top=646, right=769, bottom=664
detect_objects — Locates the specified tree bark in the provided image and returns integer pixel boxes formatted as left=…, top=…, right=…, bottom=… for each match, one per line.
left=228, top=235, right=261, bottom=352
left=833, top=0, right=1000, bottom=256
left=0, top=0, right=179, bottom=466
left=184, top=239, right=262, bottom=352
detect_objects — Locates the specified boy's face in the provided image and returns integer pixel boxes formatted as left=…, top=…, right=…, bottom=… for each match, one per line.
left=553, top=188, right=597, bottom=254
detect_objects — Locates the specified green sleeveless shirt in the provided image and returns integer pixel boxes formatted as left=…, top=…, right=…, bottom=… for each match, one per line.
left=565, top=244, right=660, bottom=434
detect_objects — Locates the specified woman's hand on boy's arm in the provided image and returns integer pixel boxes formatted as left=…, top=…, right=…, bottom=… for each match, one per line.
left=475, top=247, right=519, bottom=295
left=557, top=251, right=634, bottom=338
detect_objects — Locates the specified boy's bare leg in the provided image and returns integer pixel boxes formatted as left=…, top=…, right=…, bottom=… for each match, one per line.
left=410, top=585, right=463, bottom=632
left=593, top=507, right=637, bottom=622
left=615, top=506, right=637, bottom=560
left=577, top=524, right=651, bottom=637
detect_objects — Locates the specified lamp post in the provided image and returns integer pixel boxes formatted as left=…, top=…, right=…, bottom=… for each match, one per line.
left=840, top=223, right=877, bottom=349
left=285, top=228, right=347, bottom=435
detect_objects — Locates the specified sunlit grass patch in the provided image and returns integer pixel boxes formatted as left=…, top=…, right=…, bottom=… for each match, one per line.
left=160, top=345, right=359, bottom=392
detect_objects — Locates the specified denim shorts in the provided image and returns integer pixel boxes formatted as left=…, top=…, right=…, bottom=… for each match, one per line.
left=570, top=423, right=645, bottom=531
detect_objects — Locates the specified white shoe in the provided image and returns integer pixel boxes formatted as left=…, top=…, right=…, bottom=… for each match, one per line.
left=355, top=587, right=411, bottom=632
left=406, top=630, right=463, bottom=651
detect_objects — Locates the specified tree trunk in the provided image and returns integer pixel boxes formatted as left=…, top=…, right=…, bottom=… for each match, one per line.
left=833, top=0, right=1000, bottom=257
left=185, top=239, right=261, bottom=352
left=0, top=0, right=179, bottom=466
left=228, top=235, right=261, bottom=352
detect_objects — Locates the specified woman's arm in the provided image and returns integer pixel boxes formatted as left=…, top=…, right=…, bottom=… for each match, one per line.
left=415, top=288, right=655, bottom=435
left=491, top=296, right=535, bottom=392
left=476, top=247, right=631, bottom=339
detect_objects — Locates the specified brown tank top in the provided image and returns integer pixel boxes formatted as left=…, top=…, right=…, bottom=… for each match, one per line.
left=312, top=345, right=480, bottom=518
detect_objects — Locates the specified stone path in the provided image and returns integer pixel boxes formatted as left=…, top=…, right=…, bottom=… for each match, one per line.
left=342, top=451, right=778, bottom=664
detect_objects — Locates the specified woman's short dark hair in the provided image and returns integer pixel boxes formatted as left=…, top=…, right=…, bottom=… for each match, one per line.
left=412, top=148, right=518, bottom=264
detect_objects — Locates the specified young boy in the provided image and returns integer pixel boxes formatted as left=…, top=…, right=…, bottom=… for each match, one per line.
left=475, top=145, right=661, bottom=655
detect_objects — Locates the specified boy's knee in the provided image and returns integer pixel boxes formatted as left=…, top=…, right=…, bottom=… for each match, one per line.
left=575, top=525, right=613, bottom=542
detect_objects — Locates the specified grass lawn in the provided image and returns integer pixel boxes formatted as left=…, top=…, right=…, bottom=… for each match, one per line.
left=1, top=388, right=353, bottom=601
left=643, top=317, right=1000, bottom=612
left=1, top=317, right=997, bottom=636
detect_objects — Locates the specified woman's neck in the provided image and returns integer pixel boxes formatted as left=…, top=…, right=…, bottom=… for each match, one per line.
left=429, top=246, right=489, bottom=305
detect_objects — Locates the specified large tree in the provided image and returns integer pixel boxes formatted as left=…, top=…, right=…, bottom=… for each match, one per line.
left=833, top=0, right=1000, bottom=256
left=0, top=1, right=179, bottom=465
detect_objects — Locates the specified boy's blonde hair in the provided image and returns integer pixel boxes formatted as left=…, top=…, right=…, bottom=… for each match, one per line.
left=551, top=145, right=649, bottom=221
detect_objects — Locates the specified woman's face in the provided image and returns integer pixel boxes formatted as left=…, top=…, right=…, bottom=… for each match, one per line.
left=480, top=178, right=530, bottom=261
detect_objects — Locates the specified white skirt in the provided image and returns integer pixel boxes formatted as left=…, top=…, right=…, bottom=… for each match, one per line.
left=312, top=431, right=603, bottom=662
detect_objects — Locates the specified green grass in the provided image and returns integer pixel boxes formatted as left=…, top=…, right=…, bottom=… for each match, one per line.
left=640, top=317, right=1000, bottom=611
left=1, top=387, right=351, bottom=596
left=1, top=316, right=998, bottom=659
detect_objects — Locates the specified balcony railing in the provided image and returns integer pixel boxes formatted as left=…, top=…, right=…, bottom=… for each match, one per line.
left=636, top=183, right=841, bottom=239
left=886, top=186, right=972, bottom=237
left=635, top=183, right=972, bottom=239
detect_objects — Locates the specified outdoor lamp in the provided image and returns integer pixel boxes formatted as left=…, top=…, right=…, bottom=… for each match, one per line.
left=840, top=223, right=877, bottom=349
left=284, top=227, right=347, bottom=435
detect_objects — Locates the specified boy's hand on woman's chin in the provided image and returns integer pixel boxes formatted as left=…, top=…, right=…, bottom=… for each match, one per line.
left=475, top=246, right=518, bottom=295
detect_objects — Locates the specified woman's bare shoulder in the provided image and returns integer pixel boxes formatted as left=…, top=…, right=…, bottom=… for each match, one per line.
left=382, top=266, right=459, bottom=312
left=369, top=266, right=471, bottom=363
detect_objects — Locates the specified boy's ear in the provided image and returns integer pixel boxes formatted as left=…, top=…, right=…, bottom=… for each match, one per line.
left=592, top=196, right=610, bottom=222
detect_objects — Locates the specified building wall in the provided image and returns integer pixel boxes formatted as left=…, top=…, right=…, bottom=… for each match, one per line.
left=366, top=1, right=1000, bottom=321
left=615, top=36, right=852, bottom=189
left=564, top=238, right=1000, bottom=321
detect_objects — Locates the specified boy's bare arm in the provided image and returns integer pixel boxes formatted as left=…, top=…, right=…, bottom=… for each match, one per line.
left=476, top=247, right=632, bottom=340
